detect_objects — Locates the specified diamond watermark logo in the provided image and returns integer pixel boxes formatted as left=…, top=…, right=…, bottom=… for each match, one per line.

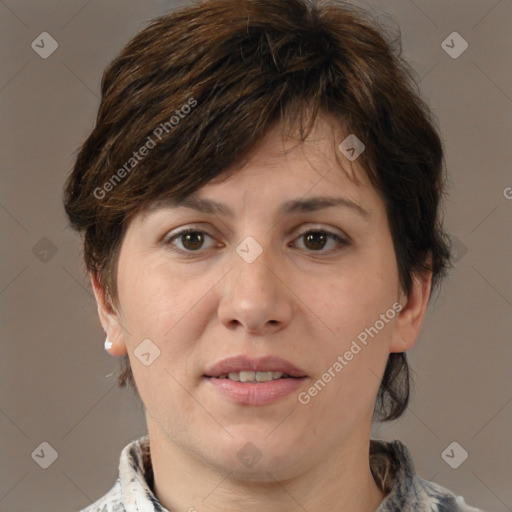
left=441, top=32, right=468, bottom=59
left=338, top=134, right=365, bottom=161
left=31, top=442, right=58, bottom=469
left=450, top=235, right=468, bottom=264
left=237, top=442, right=262, bottom=468
left=134, top=338, right=161, bottom=366
left=32, top=237, right=58, bottom=263
left=31, top=32, right=59, bottom=59
left=236, top=236, right=263, bottom=264
left=441, top=441, right=468, bottom=469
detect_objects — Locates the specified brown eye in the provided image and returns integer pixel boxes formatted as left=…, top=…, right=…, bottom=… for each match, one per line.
left=166, top=229, right=215, bottom=253
left=304, top=232, right=328, bottom=251
left=165, top=227, right=348, bottom=256
left=181, top=231, right=205, bottom=250
left=294, top=230, right=347, bottom=253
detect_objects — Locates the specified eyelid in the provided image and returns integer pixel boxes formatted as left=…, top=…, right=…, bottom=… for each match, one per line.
left=164, top=226, right=218, bottom=250
left=292, top=227, right=349, bottom=254
left=295, top=224, right=350, bottom=242
left=164, top=223, right=350, bottom=255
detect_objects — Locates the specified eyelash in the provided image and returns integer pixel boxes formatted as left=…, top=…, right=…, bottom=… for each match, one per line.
left=164, top=227, right=349, bottom=256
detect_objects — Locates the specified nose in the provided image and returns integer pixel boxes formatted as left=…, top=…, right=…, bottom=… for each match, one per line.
left=217, top=241, right=294, bottom=335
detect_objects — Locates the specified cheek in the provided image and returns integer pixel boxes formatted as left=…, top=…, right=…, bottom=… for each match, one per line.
left=298, top=250, right=398, bottom=379
left=301, top=310, right=396, bottom=428
left=305, top=258, right=398, bottom=333
left=117, top=256, right=195, bottom=336
left=117, top=257, right=219, bottom=380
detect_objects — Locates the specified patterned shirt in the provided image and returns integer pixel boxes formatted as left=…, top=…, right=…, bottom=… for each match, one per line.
left=79, top=435, right=483, bottom=512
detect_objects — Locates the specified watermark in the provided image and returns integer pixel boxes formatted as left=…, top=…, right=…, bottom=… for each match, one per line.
left=134, top=338, right=161, bottom=366
left=93, top=97, right=198, bottom=200
left=298, top=301, right=402, bottom=405
left=441, top=32, right=468, bottom=59
left=503, top=186, right=512, bottom=200
left=338, top=133, right=365, bottom=161
left=237, top=442, right=263, bottom=468
left=441, top=441, right=468, bottom=469
left=31, top=441, right=59, bottom=469
left=32, top=236, right=58, bottom=263
left=31, top=32, right=59, bottom=59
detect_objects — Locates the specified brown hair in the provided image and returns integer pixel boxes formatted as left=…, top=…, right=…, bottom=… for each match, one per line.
left=63, top=0, right=450, bottom=421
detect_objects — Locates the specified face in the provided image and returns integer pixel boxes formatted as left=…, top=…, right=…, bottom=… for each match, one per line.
left=95, top=113, right=430, bottom=480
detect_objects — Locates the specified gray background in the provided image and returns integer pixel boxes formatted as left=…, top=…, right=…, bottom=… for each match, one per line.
left=1, top=0, right=511, bottom=511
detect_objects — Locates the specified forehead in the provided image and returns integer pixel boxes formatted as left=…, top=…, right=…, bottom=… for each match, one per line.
left=145, top=114, right=380, bottom=219
left=214, top=112, right=367, bottom=184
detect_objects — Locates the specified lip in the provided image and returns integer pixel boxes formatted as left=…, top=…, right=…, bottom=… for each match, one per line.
left=203, top=355, right=308, bottom=406
left=206, top=377, right=307, bottom=405
left=204, top=355, right=307, bottom=378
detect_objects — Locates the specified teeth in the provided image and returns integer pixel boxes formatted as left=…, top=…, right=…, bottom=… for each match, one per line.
left=240, top=371, right=255, bottom=382
left=255, top=371, right=277, bottom=382
left=217, top=371, right=285, bottom=382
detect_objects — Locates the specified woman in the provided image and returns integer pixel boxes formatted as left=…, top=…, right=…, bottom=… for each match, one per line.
left=64, top=0, right=482, bottom=510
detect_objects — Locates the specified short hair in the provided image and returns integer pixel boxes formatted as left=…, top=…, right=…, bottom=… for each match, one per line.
left=63, top=0, right=450, bottom=421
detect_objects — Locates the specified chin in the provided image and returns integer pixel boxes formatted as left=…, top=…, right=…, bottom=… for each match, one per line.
left=205, top=433, right=301, bottom=480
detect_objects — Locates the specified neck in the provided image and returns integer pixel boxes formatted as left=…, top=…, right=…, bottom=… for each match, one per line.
left=147, top=418, right=386, bottom=512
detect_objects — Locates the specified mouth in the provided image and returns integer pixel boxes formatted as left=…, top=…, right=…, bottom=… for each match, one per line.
left=209, top=371, right=298, bottom=382
left=204, top=355, right=308, bottom=380
left=203, top=355, right=308, bottom=405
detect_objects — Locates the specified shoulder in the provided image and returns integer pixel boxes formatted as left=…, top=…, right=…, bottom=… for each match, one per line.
left=371, top=439, right=484, bottom=512
left=77, top=435, right=158, bottom=512
left=78, top=478, right=125, bottom=512
left=408, top=475, right=484, bottom=511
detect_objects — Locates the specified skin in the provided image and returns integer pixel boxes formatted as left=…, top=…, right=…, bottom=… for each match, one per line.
left=92, top=113, right=432, bottom=512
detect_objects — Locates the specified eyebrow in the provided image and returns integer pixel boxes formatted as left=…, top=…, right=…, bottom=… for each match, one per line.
left=152, top=193, right=370, bottom=219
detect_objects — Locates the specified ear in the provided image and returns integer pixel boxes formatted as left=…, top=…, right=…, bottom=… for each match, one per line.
left=389, top=269, right=432, bottom=353
left=90, top=273, right=128, bottom=356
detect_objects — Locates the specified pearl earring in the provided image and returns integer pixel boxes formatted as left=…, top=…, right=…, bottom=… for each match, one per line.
left=104, top=338, right=113, bottom=351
